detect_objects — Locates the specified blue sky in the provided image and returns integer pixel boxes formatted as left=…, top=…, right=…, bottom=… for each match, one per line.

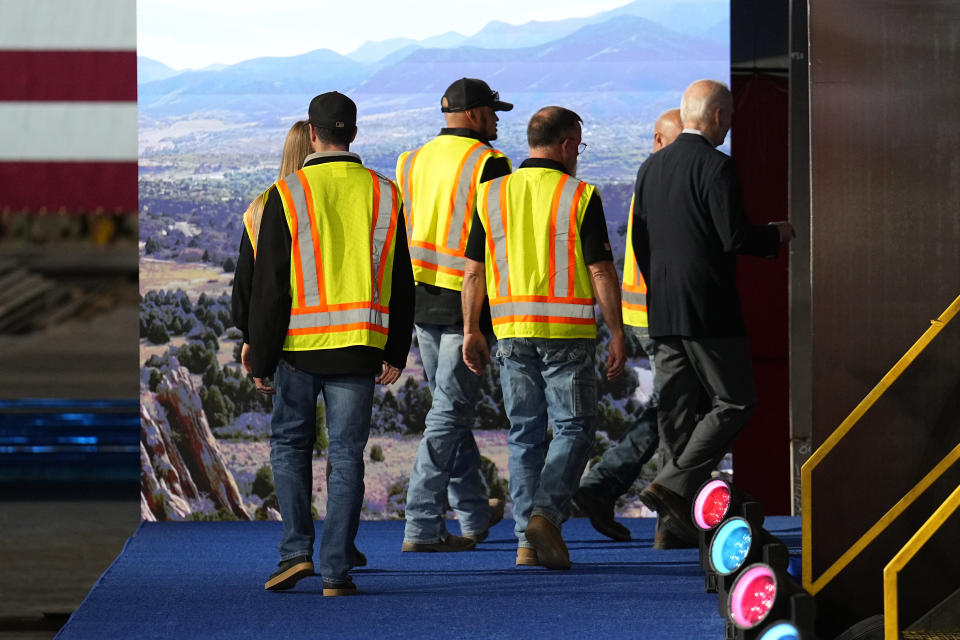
left=137, top=0, right=638, bottom=70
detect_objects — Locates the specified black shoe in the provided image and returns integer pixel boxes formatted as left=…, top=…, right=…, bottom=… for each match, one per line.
left=350, top=544, right=367, bottom=568
left=264, top=555, right=314, bottom=591
left=638, top=482, right=698, bottom=545
left=322, top=576, right=358, bottom=597
left=572, top=488, right=631, bottom=542
left=401, top=533, right=477, bottom=552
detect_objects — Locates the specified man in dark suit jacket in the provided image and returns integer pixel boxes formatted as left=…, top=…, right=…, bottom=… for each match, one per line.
left=632, top=79, right=795, bottom=547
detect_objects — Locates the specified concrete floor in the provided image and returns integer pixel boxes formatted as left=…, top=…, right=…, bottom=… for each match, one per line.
left=0, top=497, right=140, bottom=639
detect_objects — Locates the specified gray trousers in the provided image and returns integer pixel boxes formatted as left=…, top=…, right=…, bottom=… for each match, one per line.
left=653, top=336, right=757, bottom=499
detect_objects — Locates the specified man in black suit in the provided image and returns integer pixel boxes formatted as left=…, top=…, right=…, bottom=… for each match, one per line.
left=633, top=79, right=795, bottom=547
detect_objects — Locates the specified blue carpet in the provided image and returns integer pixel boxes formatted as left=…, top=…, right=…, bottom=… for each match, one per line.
left=56, top=516, right=800, bottom=640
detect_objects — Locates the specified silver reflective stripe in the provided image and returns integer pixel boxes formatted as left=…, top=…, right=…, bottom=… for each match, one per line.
left=552, top=177, right=582, bottom=299
left=282, top=173, right=321, bottom=308
left=622, top=289, right=646, bottom=306
left=445, top=145, right=489, bottom=249
left=372, top=175, right=395, bottom=305
left=400, top=149, right=419, bottom=229
left=409, top=245, right=464, bottom=272
left=490, top=300, right=594, bottom=320
left=485, top=177, right=510, bottom=298
left=288, top=307, right=389, bottom=330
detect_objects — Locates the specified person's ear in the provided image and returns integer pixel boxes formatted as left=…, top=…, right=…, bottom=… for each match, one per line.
left=349, top=126, right=357, bottom=143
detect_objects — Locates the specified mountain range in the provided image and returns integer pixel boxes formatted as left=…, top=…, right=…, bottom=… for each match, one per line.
left=138, top=3, right=728, bottom=122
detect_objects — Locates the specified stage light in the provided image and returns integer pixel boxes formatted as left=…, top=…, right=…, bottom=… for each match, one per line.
left=725, top=564, right=817, bottom=640
left=693, top=478, right=733, bottom=529
left=692, top=476, right=760, bottom=593
left=756, top=622, right=803, bottom=640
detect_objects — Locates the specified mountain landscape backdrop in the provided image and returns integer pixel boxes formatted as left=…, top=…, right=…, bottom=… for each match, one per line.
left=138, top=0, right=730, bottom=521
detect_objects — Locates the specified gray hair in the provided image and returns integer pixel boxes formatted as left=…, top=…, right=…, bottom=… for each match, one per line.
left=680, top=79, right=731, bottom=125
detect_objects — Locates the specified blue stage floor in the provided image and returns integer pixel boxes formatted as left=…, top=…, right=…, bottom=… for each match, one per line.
left=56, top=516, right=801, bottom=640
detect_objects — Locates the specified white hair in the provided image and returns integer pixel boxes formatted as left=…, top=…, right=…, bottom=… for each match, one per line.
left=680, top=79, right=731, bottom=125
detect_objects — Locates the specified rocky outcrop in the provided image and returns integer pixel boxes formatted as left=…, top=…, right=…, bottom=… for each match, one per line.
left=140, top=357, right=251, bottom=521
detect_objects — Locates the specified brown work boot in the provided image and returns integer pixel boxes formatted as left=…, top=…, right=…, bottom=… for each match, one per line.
left=638, top=482, right=698, bottom=545
left=464, top=498, right=507, bottom=543
left=516, top=546, right=539, bottom=566
left=525, top=514, right=571, bottom=570
left=401, top=533, right=477, bottom=552
left=653, top=520, right=697, bottom=549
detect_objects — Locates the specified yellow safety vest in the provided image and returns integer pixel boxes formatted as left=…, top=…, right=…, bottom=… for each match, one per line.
left=396, top=135, right=510, bottom=291
left=477, top=167, right=597, bottom=340
left=621, top=195, right=648, bottom=328
left=274, top=161, right=401, bottom=352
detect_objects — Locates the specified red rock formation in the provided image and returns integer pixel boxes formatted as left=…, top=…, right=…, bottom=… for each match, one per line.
left=140, top=358, right=251, bottom=520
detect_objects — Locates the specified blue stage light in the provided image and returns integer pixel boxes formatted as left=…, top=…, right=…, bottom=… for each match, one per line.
left=711, top=517, right=753, bottom=574
left=757, top=622, right=801, bottom=640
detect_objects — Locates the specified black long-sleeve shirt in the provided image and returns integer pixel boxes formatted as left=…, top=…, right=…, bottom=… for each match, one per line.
left=232, top=152, right=414, bottom=378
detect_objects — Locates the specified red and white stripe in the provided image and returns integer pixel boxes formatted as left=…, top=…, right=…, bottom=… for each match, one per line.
left=0, top=0, right=137, bottom=213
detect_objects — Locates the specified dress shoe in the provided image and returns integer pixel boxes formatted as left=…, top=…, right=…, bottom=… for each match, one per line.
left=572, top=488, right=631, bottom=542
left=401, top=533, right=477, bottom=552
left=350, top=544, right=367, bottom=568
left=264, top=555, right=313, bottom=591
left=516, top=546, right=539, bottom=566
left=525, top=514, right=571, bottom=570
left=638, top=482, right=698, bottom=545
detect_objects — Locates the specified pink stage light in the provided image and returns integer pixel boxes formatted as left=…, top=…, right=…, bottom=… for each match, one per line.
left=729, top=565, right=777, bottom=628
left=693, top=479, right=732, bottom=529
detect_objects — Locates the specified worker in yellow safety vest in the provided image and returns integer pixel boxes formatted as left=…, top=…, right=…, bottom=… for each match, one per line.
left=570, top=108, right=685, bottom=548
left=244, top=91, right=414, bottom=597
left=396, top=78, right=512, bottom=553
left=462, top=106, right=626, bottom=570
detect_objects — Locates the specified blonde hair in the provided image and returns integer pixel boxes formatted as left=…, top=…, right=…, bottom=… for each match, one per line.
left=244, top=120, right=312, bottom=252
left=276, top=119, right=312, bottom=180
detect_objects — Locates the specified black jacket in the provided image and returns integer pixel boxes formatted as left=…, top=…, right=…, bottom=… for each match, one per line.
left=632, top=132, right=780, bottom=338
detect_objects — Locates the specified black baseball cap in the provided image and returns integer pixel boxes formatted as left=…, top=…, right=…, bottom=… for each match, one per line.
left=440, top=78, right=513, bottom=113
left=308, top=91, right=357, bottom=130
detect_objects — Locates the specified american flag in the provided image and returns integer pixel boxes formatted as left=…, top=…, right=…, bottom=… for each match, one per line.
left=0, top=0, right=137, bottom=214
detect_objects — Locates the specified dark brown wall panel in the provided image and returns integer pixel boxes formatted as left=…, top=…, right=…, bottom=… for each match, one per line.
left=807, top=0, right=960, bottom=635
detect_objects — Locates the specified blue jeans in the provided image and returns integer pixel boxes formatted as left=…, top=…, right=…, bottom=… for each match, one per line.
left=270, top=359, right=374, bottom=582
left=579, top=331, right=660, bottom=504
left=404, top=323, right=490, bottom=543
left=496, top=337, right=597, bottom=547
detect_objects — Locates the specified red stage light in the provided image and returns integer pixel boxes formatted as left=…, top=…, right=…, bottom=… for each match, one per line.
left=730, top=565, right=777, bottom=628
left=695, top=480, right=732, bottom=529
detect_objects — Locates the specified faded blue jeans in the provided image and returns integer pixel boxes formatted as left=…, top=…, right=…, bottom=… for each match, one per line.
left=403, top=323, right=490, bottom=543
left=579, top=331, right=660, bottom=505
left=270, top=359, right=374, bottom=582
left=496, top=337, right=597, bottom=547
